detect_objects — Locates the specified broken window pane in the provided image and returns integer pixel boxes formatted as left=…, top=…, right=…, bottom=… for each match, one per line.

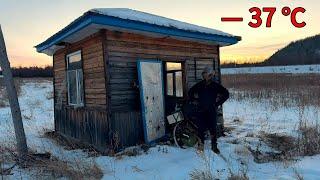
left=68, top=70, right=77, bottom=105
left=175, top=71, right=183, bottom=97
left=77, top=70, right=84, bottom=105
left=166, top=73, right=173, bottom=96
left=66, top=51, right=84, bottom=106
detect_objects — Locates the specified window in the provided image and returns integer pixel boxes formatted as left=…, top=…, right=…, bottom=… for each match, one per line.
left=66, top=51, right=84, bottom=106
left=165, top=62, right=183, bottom=97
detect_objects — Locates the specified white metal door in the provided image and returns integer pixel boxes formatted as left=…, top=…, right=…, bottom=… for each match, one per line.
left=137, top=60, right=165, bottom=143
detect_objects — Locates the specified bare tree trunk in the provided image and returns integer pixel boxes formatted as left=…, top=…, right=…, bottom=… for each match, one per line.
left=0, top=25, right=28, bottom=158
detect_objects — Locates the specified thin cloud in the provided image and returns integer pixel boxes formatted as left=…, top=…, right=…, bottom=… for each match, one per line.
left=256, top=43, right=287, bottom=50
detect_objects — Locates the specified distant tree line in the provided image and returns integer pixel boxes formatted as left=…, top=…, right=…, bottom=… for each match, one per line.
left=222, top=34, right=320, bottom=68
left=0, top=66, right=53, bottom=77
left=221, top=61, right=265, bottom=68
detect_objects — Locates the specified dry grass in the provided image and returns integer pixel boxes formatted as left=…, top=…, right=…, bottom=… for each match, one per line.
left=297, top=122, right=320, bottom=156
left=293, top=168, right=304, bottom=180
left=222, top=74, right=320, bottom=108
left=234, top=146, right=251, bottom=157
left=256, top=123, right=320, bottom=163
left=227, top=158, right=249, bottom=180
left=260, top=132, right=296, bottom=156
left=26, top=155, right=103, bottom=180
left=0, top=145, right=103, bottom=179
left=190, top=149, right=215, bottom=180
left=223, top=73, right=320, bottom=162
left=0, top=77, right=52, bottom=108
left=228, top=173, right=249, bottom=180
left=114, top=146, right=143, bottom=159
left=0, top=78, right=24, bottom=107
left=189, top=168, right=214, bottom=180
left=44, top=131, right=101, bottom=156
left=251, top=132, right=296, bottom=163
left=0, top=99, right=7, bottom=108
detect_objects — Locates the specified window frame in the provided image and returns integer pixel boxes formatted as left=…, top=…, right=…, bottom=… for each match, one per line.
left=66, top=50, right=84, bottom=107
left=164, top=62, right=184, bottom=98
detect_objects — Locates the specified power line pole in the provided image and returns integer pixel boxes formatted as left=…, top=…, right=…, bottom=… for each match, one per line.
left=0, top=25, right=28, bottom=158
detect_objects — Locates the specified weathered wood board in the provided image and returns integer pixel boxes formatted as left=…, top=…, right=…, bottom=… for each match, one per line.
left=52, top=29, right=221, bottom=150
left=137, top=60, right=165, bottom=143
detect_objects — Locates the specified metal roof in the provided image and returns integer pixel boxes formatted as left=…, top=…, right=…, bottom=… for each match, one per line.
left=36, top=8, right=241, bottom=56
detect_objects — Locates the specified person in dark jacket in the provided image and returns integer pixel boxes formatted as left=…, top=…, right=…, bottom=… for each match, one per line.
left=188, top=66, right=229, bottom=153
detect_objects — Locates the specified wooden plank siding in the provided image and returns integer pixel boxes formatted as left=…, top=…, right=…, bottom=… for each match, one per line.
left=110, top=111, right=143, bottom=148
left=53, top=32, right=109, bottom=150
left=104, top=30, right=219, bottom=111
left=54, top=105, right=109, bottom=150
left=52, top=29, right=222, bottom=151
left=53, top=33, right=107, bottom=108
left=104, top=30, right=220, bottom=148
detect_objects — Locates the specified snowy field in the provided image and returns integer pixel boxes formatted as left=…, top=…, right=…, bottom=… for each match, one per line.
left=221, top=64, right=320, bottom=74
left=0, top=77, right=319, bottom=179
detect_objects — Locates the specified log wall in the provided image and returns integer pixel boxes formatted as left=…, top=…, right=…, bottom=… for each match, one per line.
left=104, top=30, right=221, bottom=147
left=53, top=32, right=109, bottom=149
left=105, top=30, right=220, bottom=111
left=52, top=29, right=222, bottom=150
left=54, top=105, right=109, bottom=150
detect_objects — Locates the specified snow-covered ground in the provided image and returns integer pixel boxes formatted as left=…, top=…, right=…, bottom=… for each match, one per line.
left=222, top=64, right=320, bottom=74
left=0, top=79, right=319, bottom=179
left=224, top=97, right=320, bottom=136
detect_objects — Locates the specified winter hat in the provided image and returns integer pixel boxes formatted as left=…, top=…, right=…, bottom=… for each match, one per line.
left=202, top=66, right=214, bottom=74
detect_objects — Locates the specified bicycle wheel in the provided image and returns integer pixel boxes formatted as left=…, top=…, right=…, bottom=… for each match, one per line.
left=173, top=121, right=200, bottom=148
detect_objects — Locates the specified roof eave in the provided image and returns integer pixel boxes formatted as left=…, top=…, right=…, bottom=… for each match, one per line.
left=36, top=12, right=241, bottom=55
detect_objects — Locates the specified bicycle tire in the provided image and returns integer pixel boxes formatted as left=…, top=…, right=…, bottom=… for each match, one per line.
left=173, top=121, right=200, bottom=148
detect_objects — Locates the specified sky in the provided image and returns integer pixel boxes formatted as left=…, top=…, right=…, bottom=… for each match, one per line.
left=0, top=0, right=319, bottom=67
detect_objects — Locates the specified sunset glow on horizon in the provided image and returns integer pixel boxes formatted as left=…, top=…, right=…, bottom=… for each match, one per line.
left=0, top=0, right=319, bottom=67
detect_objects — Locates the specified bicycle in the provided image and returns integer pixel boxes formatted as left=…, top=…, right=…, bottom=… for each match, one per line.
left=166, top=101, right=202, bottom=148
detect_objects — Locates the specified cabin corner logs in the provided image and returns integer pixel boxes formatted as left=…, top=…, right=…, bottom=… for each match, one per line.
left=53, top=30, right=223, bottom=151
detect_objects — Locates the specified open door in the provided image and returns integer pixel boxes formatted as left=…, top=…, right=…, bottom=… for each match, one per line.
left=137, top=60, right=165, bottom=144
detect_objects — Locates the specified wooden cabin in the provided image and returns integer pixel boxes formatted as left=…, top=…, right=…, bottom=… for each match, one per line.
left=36, top=8, right=240, bottom=151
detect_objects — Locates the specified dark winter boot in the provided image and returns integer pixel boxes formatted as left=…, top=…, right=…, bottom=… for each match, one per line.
left=197, top=138, right=205, bottom=153
left=197, top=141, right=204, bottom=152
left=211, top=136, right=220, bottom=154
left=211, top=143, right=220, bottom=154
